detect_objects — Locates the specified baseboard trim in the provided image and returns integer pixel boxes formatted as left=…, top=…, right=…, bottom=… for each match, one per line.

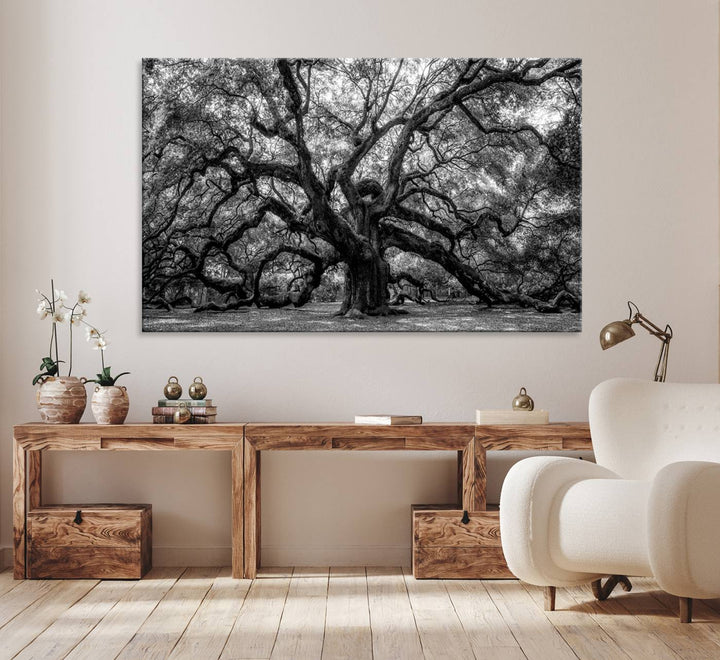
left=1, top=547, right=12, bottom=570
left=152, top=546, right=232, bottom=566
left=261, top=545, right=411, bottom=566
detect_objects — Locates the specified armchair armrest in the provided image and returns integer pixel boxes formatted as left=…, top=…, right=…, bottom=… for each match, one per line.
left=649, top=461, right=720, bottom=599
left=500, top=456, right=620, bottom=586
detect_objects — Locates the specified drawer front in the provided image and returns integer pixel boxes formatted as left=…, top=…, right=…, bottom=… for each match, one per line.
left=28, top=546, right=144, bottom=579
left=413, top=510, right=501, bottom=547
left=413, top=547, right=513, bottom=579
left=28, top=510, right=143, bottom=548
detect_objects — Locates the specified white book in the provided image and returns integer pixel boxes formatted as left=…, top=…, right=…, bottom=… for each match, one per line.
left=354, top=415, right=423, bottom=425
left=476, top=409, right=549, bottom=425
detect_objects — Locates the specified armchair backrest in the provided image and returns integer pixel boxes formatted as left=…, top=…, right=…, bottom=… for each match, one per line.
left=589, top=378, right=720, bottom=480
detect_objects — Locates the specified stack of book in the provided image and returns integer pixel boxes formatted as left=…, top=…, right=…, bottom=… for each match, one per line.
left=152, top=399, right=217, bottom=424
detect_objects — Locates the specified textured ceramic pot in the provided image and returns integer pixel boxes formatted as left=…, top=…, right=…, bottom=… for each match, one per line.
left=91, top=385, right=129, bottom=424
left=36, top=376, right=87, bottom=424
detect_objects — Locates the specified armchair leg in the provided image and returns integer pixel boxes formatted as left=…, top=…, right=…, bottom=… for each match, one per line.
left=544, top=586, right=556, bottom=611
left=679, top=597, right=693, bottom=623
left=591, top=575, right=632, bottom=601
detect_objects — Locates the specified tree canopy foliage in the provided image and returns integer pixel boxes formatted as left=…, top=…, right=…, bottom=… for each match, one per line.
left=142, top=58, right=582, bottom=321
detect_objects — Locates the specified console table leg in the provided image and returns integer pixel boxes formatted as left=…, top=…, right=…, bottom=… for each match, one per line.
left=243, top=439, right=259, bottom=579
left=476, top=442, right=487, bottom=511
left=461, top=437, right=486, bottom=511
left=456, top=451, right=463, bottom=507
left=231, top=444, right=244, bottom=579
left=28, top=451, right=42, bottom=510
left=256, top=452, right=261, bottom=570
left=12, top=440, right=26, bottom=579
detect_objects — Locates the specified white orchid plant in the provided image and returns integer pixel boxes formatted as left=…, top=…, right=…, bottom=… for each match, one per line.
left=84, top=326, right=130, bottom=387
left=33, top=280, right=129, bottom=387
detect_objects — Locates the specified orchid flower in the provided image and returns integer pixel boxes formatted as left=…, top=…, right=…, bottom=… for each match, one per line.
left=34, top=281, right=127, bottom=386
left=34, top=280, right=91, bottom=382
left=36, top=302, right=50, bottom=319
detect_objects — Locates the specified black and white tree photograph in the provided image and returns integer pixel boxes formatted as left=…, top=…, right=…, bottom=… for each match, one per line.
left=142, top=58, right=581, bottom=332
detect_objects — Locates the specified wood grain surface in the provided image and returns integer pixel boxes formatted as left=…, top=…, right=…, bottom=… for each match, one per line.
left=231, top=444, right=244, bottom=579
left=28, top=506, right=147, bottom=548
left=474, top=423, right=591, bottom=451
left=14, top=421, right=591, bottom=581
left=27, top=504, right=151, bottom=579
left=64, top=567, right=183, bottom=660
left=1, top=566, right=701, bottom=660
left=243, top=439, right=259, bottom=580
left=13, top=423, right=243, bottom=450
left=413, top=547, right=513, bottom=579
left=13, top=424, right=241, bottom=579
left=28, top=452, right=42, bottom=510
left=245, top=423, right=474, bottom=451
left=13, top=439, right=26, bottom=579
left=27, top=547, right=145, bottom=579
left=412, top=506, right=511, bottom=579
left=413, top=509, right=502, bottom=547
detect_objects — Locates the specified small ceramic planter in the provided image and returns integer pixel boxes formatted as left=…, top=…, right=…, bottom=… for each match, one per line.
left=36, top=376, right=87, bottom=424
left=91, top=385, right=129, bottom=424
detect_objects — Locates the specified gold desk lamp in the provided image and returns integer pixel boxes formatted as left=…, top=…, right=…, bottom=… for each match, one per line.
left=600, top=301, right=673, bottom=382
left=594, top=300, right=674, bottom=600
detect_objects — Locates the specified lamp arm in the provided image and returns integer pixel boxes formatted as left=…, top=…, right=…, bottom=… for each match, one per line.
left=632, top=313, right=673, bottom=342
left=605, top=302, right=674, bottom=382
left=630, top=311, right=673, bottom=383
left=654, top=338, right=671, bottom=383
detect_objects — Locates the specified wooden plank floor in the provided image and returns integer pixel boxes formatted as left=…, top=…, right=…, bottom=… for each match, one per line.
left=1, top=567, right=719, bottom=659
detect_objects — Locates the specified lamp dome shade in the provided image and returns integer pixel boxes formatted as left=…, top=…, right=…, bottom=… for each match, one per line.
left=600, top=320, right=635, bottom=350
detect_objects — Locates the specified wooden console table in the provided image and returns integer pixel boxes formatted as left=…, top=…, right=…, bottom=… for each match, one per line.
left=14, top=422, right=591, bottom=581
left=242, top=422, right=591, bottom=579
left=13, top=423, right=244, bottom=579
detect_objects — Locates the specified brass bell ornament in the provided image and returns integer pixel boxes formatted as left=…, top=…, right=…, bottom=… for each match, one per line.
left=164, top=376, right=182, bottom=400
left=188, top=377, right=207, bottom=400
left=512, top=387, right=534, bottom=411
left=173, top=403, right=192, bottom=424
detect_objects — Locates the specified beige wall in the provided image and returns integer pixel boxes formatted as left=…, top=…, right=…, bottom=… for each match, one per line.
left=1, top=0, right=718, bottom=566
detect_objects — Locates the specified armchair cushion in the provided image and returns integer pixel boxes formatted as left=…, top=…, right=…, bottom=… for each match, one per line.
left=649, top=461, right=720, bottom=599
left=500, top=456, right=621, bottom=586
left=550, top=477, right=652, bottom=577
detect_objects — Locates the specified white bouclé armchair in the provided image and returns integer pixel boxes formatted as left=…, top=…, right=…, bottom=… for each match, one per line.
left=499, top=378, right=720, bottom=622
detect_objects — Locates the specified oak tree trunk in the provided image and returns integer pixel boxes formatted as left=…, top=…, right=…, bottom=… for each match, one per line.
left=339, top=252, right=391, bottom=316
left=335, top=200, right=401, bottom=317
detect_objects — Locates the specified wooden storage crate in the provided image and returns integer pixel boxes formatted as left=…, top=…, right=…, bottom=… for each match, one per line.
left=412, top=504, right=514, bottom=579
left=27, top=504, right=152, bottom=579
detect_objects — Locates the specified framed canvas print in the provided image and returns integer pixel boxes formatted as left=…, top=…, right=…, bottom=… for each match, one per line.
left=142, top=58, right=581, bottom=332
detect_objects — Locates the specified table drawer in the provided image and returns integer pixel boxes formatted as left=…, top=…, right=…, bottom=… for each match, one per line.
left=27, top=504, right=151, bottom=579
left=412, top=505, right=514, bottom=579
